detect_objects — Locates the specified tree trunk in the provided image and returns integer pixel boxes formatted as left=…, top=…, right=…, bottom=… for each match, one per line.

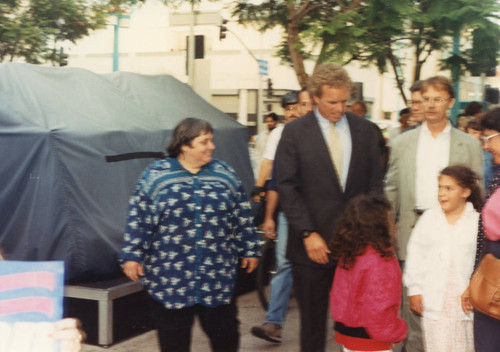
left=286, top=6, right=309, bottom=88
left=413, top=59, right=423, bottom=82
left=388, top=49, right=408, bottom=105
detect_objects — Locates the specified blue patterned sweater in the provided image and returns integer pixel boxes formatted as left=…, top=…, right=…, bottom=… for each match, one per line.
left=120, top=158, right=260, bottom=309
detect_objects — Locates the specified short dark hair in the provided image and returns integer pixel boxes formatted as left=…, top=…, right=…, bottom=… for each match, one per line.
left=351, top=101, right=367, bottom=113
left=464, top=101, right=483, bottom=116
left=399, top=108, right=410, bottom=116
left=167, top=118, right=213, bottom=158
left=409, top=80, right=423, bottom=93
left=466, top=119, right=482, bottom=132
left=281, top=91, right=299, bottom=107
left=481, top=107, right=500, bottom=133
left=264, top=112, right=279, bottom=122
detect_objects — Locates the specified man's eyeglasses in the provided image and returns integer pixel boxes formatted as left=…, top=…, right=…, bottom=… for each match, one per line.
left=284, top=105, right=298, bottom=111
left=408, top=100, right=422, bottom=106
left=422, top=97, right=450, bottom=105
left=481, top=133, right=500, bottom=144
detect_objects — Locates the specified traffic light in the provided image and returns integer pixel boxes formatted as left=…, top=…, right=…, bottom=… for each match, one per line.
left=267, top=78, right=273, bottom=98
left=485, top=87, right=499, bottom=104
left=219, top=18, right=228, bottom=40
left=59, top=48, right=68, bottom=67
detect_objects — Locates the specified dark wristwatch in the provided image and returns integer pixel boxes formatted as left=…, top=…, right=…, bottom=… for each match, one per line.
left=300, top=230, right=313, bottom=239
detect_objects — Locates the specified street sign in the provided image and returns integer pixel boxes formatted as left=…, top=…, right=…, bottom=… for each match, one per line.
left=258, top=59, right=268, bottom=76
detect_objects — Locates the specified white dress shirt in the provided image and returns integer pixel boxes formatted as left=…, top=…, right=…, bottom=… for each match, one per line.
left=415, top=121, right=451, bottom=210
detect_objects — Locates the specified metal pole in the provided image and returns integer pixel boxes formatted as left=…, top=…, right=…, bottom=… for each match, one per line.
left=188, top=2, right=195, bottom=87
left=450, top=36, right=460, bottom=125
left=229, top=29, right=264, bottom=133
left=256, top=75, right=264, bottom=134
left=113, top=14, right=120, bottom=72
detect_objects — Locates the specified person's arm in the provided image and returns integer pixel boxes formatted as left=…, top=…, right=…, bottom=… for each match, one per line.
left=255, top=159, right=273, bottom=188
left=384, top=135, right=401, bottom=223
left=120, top=176, right=155, bottom=280
left=252, top=158, right=273, bottom=202
left=229, top=167, right=262, bottom=264
left=276, top=125, right=315, bottom=234
left=252, top=127, right=282, bottom=201
left=367, top=122, right=384, bottom=194
left=262, top=189, right=279, bottom=239
left=403, top=212, right=431, bottom=315
left=470, top=137, right=485, bottom=195
left=276, top=124, right=329, bottom=264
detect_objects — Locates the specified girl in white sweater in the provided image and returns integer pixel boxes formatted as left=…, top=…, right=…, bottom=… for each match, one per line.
left=404, top=165, right=483, bottom=352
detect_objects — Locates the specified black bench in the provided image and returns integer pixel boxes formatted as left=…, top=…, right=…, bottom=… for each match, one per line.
left=64, top=277, right=143, bottom=346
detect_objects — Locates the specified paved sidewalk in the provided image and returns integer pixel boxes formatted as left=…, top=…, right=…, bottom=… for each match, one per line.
left=82, top=289, right=342, bottom=352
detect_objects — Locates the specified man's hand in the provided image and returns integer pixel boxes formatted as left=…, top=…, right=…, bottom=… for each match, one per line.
left=123, top=261, right=145, bottom=281
left=409, top=295, right=424, bottom=315
left=241, top=257, right=259, bottom=273
left=461, top=287, right=473, bottom=314
left=303, top=232, right=331, bottom=264
left=262, top=218, right=276, bottom=239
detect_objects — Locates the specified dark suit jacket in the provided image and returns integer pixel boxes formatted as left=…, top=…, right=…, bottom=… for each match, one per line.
left=276, top=111, right=384, bottom=268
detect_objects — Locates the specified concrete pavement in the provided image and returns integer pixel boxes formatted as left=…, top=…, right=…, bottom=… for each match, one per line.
left=81, top=289, right=343, bottom=352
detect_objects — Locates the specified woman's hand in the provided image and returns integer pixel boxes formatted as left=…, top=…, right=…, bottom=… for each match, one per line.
left=241, top=257, right=259, bottom=273
left=409, top=295, right=424, bottom=316
left=123, top=261, right=144, bottom=281
left=50, top=318, right=85, bottom=352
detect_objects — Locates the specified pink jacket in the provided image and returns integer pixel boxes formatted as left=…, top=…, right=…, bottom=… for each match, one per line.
left=484, top=188, right=500, bottom=241
left=330, top=246, right=407, bottom=344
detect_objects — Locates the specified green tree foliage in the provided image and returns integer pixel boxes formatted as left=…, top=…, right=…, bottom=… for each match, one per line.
left=233, top=0, right=369, bottom=87
left=408, top=0, right=498, bottom=82
left=466, top=21, right=500, bottom=77
left=0, top=0, right=123, bottom=65
left=232, top=0, right=499, bottom=101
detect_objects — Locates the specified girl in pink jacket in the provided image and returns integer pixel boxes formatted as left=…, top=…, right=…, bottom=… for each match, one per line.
left=329, top=195, right=407, bottom=352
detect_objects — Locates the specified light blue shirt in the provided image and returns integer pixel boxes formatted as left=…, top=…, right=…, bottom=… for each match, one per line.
left=314, top=107, right=352, bottom=190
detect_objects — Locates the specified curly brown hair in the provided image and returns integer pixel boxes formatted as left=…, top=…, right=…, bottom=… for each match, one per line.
left=328, top=195, right=395, bottom=270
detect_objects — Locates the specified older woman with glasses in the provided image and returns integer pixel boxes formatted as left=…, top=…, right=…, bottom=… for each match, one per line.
left=462, top=107, right=500, bottom=352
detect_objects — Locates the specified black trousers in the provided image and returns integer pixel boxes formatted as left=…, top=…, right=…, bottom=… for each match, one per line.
left=149, top=298, right=240, bottom=352
left=292, top=263, right=335, bottom=352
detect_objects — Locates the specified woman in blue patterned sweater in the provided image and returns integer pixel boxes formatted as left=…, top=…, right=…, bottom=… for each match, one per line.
left=121, top=118, right=260, bottom=352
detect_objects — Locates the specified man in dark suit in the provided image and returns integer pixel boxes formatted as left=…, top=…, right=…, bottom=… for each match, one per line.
left=276, top=63, right=384, bottom=352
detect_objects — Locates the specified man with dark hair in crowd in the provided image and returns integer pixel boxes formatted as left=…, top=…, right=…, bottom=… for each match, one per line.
left=254, top=112, right=279, bottom=176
